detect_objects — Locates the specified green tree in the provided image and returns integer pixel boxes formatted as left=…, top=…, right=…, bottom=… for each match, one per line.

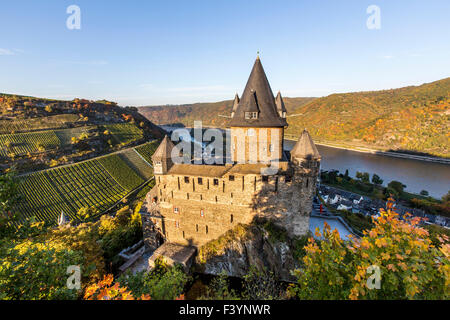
left=0, top=240, right=84, bottom=300
left=0, top=170, right=22, bottom=236
left=372, top=174, right=383, bottom=185
left=420, top=190, right=429, bottom=196
left=117, top=257, right=190, bottom=300
left=388, top=181, right=406, bottom=195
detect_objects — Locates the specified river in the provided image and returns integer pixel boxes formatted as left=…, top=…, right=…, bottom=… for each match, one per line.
left=284, top=140, right=449, bottom=199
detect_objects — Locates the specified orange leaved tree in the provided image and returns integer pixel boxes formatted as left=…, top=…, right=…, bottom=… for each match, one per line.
left=290, top=199, right=449, bottom=300
left=84, top=274, right=150, bottom=300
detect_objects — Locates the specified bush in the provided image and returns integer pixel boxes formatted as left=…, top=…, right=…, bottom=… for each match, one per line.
left=117, top=257, right=190, bottom=300
left=289, top=199, right=449, bottom=300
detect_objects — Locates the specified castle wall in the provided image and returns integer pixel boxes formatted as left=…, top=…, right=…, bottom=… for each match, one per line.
left=152, top=161, right=318, bottom=247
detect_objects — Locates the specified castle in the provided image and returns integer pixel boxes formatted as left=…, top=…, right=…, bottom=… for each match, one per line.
left=144, top=57, right=321, bottom=248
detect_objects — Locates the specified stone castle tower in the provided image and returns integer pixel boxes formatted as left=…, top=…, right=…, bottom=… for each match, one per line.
left=144, top=57, right=321, bottom=247
left=229, top=56, right=288, bottom=163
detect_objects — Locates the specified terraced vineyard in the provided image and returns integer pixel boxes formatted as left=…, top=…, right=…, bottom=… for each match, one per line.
left=0, top=114, right=80, bottom=133
left=15, top=142, right=155, bottom=224
left=98, top=154, right=144, bottom=191
left=134, top=140, right=160, bottom=165
left=119, top=148, right=154, bottom=180
left=103, top=123, right=144, bottom=145
left=0, top=130, right=61, bottom=157
left=54, top=126, right=95, bottom=145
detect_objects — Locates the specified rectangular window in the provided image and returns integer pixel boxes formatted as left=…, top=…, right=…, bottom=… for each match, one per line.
left=213, top=179, right=219, bottom=186
left=184, top=176, right=189, bottom=183
left=198, top=177, right=203, bottom=185
left=200, top=209, right=204, bottom=217
left=252, top=112, right=258, bottom=119
left=182, top=231, right=185, bottom=239
left=174, top=207, right=179, bottom=214
left=196, top=224, right=199, bottom=232
left=229, top=175, right=235, bottom=181
left=245, top=112, right=251, bottom=119
left=230, top=214, right=234, bottom=223
left=206, top=225, right=209, bottom=234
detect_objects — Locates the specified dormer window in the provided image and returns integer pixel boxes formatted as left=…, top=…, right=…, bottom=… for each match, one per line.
left=245, top=112, right=251, bottom=119
left=252, top=112, right=258, bottom=119
left=282, top=112, right=286, bottom=118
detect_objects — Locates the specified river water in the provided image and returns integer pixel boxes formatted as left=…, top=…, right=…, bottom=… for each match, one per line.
left=284, top=140, right=449, bottom=199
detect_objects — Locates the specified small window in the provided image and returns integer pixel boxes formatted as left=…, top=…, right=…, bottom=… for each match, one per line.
left=229, top=175, right=235, bottom=181
left=262, top=176, right=269, bottom=182
left=282, top=112, right=286, bottom=118
left=200, top=209, right=204, bottom=217
left=213, top=179, right=219, bottom=186
left=184, top=176, right=189, bottom=183
left=174, top=207, right=179, bottom=214
left=198, top=177, right=203, bottom=185
left=196, top=224, right=199, bottom=232
left=206, top=225, right=209, bottom=234
left=230, top=214, right=234, bottom=223
left=182, top=231, right=185, bottom=239
left=252, top=112, right=258, bottom=119
left=245, top=112, right=251, bottom=119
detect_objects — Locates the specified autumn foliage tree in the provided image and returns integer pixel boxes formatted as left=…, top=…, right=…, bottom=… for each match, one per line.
left=84, top=274, right=150, bottom=300
left=289, top=199, right=449, bottom=300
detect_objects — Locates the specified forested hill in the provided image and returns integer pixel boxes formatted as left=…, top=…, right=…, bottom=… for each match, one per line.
left=286, top=77, right=450, bottom=158
left=139, top=78, right=450, bottom=158
left=138, top=97, right=315, bottom=128
left=0, top=94, right=165, bottom=173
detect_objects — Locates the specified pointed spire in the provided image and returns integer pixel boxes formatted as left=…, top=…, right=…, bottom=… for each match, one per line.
left=58, top=210, right=68, bottom=226
left=229, top=57, right=286, bottom=128
left=275, top=91, right=287, bottom=119
left=291, top=129, right=321, bottom=160
left=152, top=135, right=175, bottom=161
left=231, top=93, right=240, bottom=118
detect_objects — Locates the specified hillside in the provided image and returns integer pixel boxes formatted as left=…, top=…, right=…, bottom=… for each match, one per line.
left=0, top=94, right=165, bottom=173
left=14, top=140, right=158, bottom=224
left=138, top=97, right=315, bottom=128
left=139, top=78, right=450, bottom=158
left=286, top=78, right=450, bottom=158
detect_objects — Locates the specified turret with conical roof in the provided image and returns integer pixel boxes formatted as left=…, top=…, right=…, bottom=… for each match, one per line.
left=275, top=91, right=287, bottom=120
left=152, top=135, right=175, bottom=174
left=229, top=57, right=287, bottom=127
left=230, top=94, right=240, bottom=118
left=290, top=129, right=321, bottom=163
left=229, top=57, right=287, bottom=163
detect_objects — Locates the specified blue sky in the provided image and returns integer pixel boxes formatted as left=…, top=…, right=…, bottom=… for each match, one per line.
left=1, top=0, right=449, bottom=106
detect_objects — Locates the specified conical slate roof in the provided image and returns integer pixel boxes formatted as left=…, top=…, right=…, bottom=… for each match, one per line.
left=231, top=93, right=240, bottom=115
left=229, top=57, right=287, bottom=127
left=151, top=135, right=175, bottom=160
left=291, top=129, right=321, bottom=160
left=275, top=91, right=287, bottom=117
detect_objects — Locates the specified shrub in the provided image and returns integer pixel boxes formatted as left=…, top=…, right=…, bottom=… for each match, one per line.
left=289, top=199, right=449, bottom=300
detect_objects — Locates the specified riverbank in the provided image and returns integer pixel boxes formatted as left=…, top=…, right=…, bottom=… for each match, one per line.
left=285, top=137, right=450, bottom=164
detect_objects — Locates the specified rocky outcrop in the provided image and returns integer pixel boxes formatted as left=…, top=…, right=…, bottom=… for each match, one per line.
left=194, top=222, right=308, bottom=282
